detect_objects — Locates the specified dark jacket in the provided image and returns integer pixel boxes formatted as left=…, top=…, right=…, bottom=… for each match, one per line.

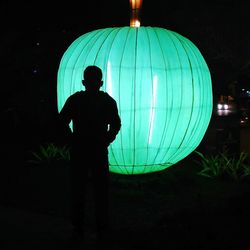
left=58, top=90, right=121, bottom=153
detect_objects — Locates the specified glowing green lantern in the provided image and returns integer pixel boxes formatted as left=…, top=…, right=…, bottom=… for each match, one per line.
left=57, top=26, right=213, bottom=175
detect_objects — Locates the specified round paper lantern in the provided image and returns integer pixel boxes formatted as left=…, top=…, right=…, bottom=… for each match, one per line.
left=57, top=26, right=213, bottom=175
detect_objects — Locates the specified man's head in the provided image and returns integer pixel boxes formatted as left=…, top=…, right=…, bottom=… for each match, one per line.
left=82, top=65, right=103, bottom=92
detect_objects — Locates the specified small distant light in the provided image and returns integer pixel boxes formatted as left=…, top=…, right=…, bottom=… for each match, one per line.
left=32, top=69, right=38, bottom=74
left=223, top=104, right=229, bottom=110
left=242, top=88, right=245, bottom=91
left=36, top=42, right=40, bottom=46
left=217, top=104, right=223, bottom=110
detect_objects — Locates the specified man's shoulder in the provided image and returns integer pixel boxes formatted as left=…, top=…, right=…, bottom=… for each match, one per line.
left=100, top=91, right=116, bottom=102
left=68, top=91, right=84, bottom=100
left=73, top=91, right=84, bottom=96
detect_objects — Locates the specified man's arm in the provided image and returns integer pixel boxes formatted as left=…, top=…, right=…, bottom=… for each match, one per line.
left=57, top=96, right=74, bottom=144
left=58, top=97, right=73, bottom=127
left=107, top=99, right=121, bottom=145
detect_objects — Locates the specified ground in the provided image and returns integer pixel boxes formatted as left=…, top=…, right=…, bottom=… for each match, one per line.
left=1, top=153, right=250, bottom=250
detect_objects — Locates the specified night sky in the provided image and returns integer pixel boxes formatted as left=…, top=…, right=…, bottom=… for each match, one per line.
left=1, top=0, right=250, bottom=146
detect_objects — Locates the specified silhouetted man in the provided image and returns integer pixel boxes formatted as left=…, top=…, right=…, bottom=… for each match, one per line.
left=58, top=65, right=121, bottom=243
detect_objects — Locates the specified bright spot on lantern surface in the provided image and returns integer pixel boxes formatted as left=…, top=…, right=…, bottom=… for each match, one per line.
left=57, top=26, right=213, bottom=175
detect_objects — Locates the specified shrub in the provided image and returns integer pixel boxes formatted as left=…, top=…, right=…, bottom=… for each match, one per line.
left=194, top=151, right=250, bottom=181
left=28, top=143, right=70, bottom=166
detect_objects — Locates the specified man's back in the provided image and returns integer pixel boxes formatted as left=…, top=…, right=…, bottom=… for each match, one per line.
left=59, top=90, right=121, bottom=151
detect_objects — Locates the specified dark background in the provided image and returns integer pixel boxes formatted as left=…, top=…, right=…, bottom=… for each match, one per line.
left=1, top=1, right=250, bottom=249
left=1, top=0, right=250, bottom=156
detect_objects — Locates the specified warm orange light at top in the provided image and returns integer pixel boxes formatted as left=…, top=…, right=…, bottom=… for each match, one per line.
left=130, top=0, right=143, bottom=9
left=130, top=0, right=143, bottom=27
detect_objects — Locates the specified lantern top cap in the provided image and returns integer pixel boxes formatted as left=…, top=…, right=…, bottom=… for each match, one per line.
left=130, top=0, right=143, bottom=27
